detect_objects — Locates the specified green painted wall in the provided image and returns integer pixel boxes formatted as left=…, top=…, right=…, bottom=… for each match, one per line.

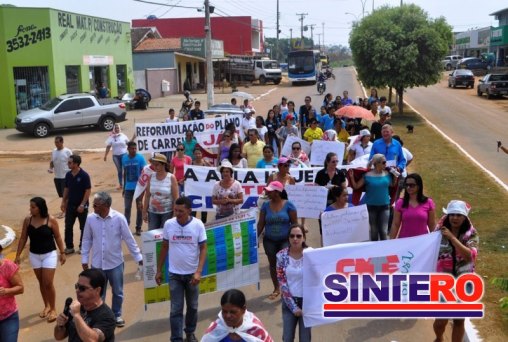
left=0, top=6, right=133, bottom=129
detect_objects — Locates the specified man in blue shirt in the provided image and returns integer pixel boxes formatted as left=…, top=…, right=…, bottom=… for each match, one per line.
left=122, top=141, right=147, bottom=236
left=369, top=124, right=406, bottom=172
left=341, top=90, right=353, bottom=106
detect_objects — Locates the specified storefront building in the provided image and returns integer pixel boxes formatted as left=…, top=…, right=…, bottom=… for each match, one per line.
left=0, top=6, right=133, bottom=128
left=453, top=27, right=490, bottom=58
left=490, top=8, right=508, bottom=66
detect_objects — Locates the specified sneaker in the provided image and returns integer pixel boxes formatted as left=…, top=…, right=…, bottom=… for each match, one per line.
left=185, top=333, right=198, bottom=342
left=64, top=248, right=75, bottom=255
left=135, top=228, right=142, bottom=236
left=116, top=317, right=125, bottom=327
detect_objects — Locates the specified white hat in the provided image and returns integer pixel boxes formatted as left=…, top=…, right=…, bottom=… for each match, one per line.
left=359, top=129, right=371, bottom=137
left=218, top=160, right=234, bottom=173
left=443, top=200, right=471, bottom=217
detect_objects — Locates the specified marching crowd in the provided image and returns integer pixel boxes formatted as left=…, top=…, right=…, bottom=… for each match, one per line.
left=0, top=89, right=479, bottom=342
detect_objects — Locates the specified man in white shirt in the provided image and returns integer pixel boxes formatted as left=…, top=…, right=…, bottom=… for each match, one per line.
left=156, top=197, right=207, bottom=342
left=241, top=109, right=256, bottom=138
left=81, top=191, right=143, bottom=328
left=50, top=136, right=72, bottom=199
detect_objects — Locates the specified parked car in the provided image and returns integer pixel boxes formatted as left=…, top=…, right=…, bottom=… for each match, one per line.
left=15, top=93, right=127, bottom=138
left=477, top=74, right=508, bottom=99
left=441, top=55, right=462, bottom=70
left=448, top=69, right=475, bottom=88
left=457, top=57, right=488, bottom=70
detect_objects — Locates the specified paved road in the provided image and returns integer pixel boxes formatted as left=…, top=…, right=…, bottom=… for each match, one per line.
left=405, top=75, right=508, bottom=186
left=9, top=68, right=451, bottom=342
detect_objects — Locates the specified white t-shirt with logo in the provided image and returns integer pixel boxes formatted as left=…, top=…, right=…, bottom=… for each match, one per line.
left=163, top=217, right=207, bottom=274
left=105, top=133, right=129, bottom=155
left=52, top=147, right=73, bottom=178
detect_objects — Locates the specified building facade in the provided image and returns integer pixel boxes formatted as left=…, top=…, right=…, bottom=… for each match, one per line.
left=490, top=8, right=508, bottom=66
left=0, top=6, right=133, bottom=128
left=132, top=16, right=263, bottom=56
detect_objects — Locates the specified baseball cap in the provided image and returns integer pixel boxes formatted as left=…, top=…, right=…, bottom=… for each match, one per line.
left=264, top=181, right=284, bottom=193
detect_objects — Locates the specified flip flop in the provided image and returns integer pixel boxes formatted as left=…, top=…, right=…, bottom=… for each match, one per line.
left=39, top=307, right=50, bottom=318
left=47, top=310, right=57, bottom=323
left=268, top=291, right=280, bottom=300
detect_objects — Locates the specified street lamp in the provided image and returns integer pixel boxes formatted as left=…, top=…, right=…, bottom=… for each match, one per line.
left=345, top=12, right=359, bottom=21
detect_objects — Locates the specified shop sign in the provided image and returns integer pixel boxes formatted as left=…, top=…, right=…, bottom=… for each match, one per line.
left=181, top=37, right=224, bottom=58
left=491, top=26, right=508, bottom=46
left=83, top=55, right=114, bottom=65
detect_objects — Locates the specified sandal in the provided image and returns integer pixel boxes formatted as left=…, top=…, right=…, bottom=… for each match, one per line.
left=47, top=310, right=57, bottom=323
left=268, top=291, right=280, bottom=300
left=39, top=307, right=50, bottom=318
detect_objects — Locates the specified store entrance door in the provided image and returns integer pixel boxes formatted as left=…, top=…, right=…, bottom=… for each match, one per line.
left=89, top=66, right=109, bottom=94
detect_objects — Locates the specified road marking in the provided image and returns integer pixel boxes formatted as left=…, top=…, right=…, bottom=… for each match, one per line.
left=254, top=87, right=279, bottom=101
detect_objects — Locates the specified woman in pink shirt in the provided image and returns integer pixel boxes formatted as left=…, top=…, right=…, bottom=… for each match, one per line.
left=390, top=173, right=436, bottom=239
left=0, top=243, right=24, bottom=342
left=171, top=143, right=192, bottom=194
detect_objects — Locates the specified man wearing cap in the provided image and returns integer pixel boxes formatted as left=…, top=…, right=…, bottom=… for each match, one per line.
left=241, top=109, right=256, bottom=138
left=242, top=129, right=265, bottom=168
left=369, top=124, right=406, bottom=173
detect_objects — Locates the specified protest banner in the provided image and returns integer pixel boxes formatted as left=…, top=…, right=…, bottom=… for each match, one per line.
left=135, top=115, right=242, bottom=153
left=285, top=185, right=328, bottom=218
left=141, top=209, right=259, bottom=305
left=133, top=164, right=155, bottom=199
left=302, top=231, right=442, bottom=327
left=309, top=140, right=346, bottom=166
left=281, top=136, right=311, bottom=157
left=183, top=165, right=322, bottom=211
left=321, top=204, right=370, bottom=246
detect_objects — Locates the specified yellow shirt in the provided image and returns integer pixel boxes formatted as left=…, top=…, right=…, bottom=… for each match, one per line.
left=337, top=129, right=350, bottom=143
left=303, top=127, right=323, bottom=143
left=242, top=140, right=265, bottom=168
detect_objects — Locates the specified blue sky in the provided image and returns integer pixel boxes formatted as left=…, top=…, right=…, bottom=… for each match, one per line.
left=5, top=0, right=504, bottom=46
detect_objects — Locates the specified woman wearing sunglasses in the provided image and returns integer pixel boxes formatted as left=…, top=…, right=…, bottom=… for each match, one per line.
left=219, top=131, right=234, bottom=163
left=288, top=142, right=309, bottom=168
left=314, top=152, right=347, bottom=207
left=349, top=153, right=394, bottom=241
left=276, top=224, right=311, bottom=342
left=390, top=173, right=436, bottom=239
left=433, top=200, right=478, bottom=342
left=257, top=181, right=297, bottom=301
left=170, top=143, right=192, bottom=194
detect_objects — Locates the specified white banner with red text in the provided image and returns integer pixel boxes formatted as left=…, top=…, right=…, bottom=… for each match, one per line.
left=134, top=115, right=242, bottom=153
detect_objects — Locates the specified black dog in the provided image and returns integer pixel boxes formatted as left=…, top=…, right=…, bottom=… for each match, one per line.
left=406, top=124, right=414, bottom=133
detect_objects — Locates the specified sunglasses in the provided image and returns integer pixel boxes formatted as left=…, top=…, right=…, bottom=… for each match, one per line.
left=405, top=183, right=417, bottom=188
left=279, top=163, right=290, bottom=167
left=177, top=148, right=184, bottom=151
left=330, top=160, right=339, bottom=163
left=379, top=161, right=387, bottom=165
left=224, top=135, right=231, bottom=138
left=292, top=147, right=301, bottom=150
left=75, top=283, right=93, bottom=292
left=290, top=234, right=303, bottom=239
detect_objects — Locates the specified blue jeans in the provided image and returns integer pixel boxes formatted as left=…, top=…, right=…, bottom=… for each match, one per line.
left=113, top=154, right=125, bottom=186
left=367, top=204, right=390, bottom=241
left=169, top=273, right=199, bottom=341
left=282, top=298, right=311, bottom=342
left=99, top=263, right=124, bottom=318
left=148, top=211, right=173, bottom=230
left=124, top=190, right=142, bottom=229
left=0, top=311, right=19, bottom=342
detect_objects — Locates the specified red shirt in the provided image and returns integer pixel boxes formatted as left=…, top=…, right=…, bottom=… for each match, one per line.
left=0, top=259, right=19, bottom=320
left=172, top=156, right=192, bottom=182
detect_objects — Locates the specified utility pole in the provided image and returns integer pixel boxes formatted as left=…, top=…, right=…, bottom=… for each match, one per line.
left=296, top=13, right=307, bottom=41
left=316, top=33, right=321, bottom=51
left=276, top=0, right=280, bottom=61
left=204, top=0, right=214, bottom=106
left=322, top=22, right=325, bottom=50
left=309, top=24, right=316, bottom=49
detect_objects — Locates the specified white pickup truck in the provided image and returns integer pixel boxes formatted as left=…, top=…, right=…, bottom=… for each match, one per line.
left=15, top=93, right=127, bottom=137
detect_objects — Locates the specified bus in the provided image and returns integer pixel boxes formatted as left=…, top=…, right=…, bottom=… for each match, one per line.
left=287, top=49, right=321, bottom=85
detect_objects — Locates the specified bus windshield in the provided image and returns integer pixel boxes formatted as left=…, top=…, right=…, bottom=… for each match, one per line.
left=288, top=53, right=315, bottom=74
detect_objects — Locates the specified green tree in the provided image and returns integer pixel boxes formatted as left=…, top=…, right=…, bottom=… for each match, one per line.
left=349, top=4, right=452, bottom=114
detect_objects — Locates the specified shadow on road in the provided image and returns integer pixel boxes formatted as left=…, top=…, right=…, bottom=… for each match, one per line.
left=345, top=319, right=418, bottom=341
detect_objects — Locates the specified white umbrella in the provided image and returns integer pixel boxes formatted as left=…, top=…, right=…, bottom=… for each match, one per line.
left=232, top=91, right=254, bottom=99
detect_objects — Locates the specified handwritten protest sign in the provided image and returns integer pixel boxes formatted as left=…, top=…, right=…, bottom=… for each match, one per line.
left=285, top=185, right=328, bottom=218
left=135, top=115, right=242, bottom=153
left=281, top=136, right=311, bottom=157
left=321, top=204, right=370, bottom=246
left=309, top=140, right=346, bottom=166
